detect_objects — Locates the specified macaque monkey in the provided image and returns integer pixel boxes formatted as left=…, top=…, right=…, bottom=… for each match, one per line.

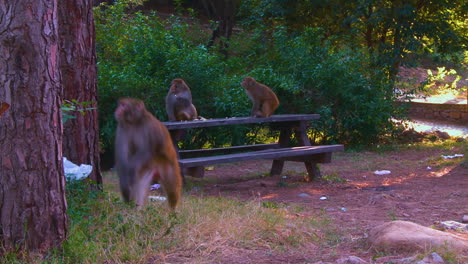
left=165, top=79, right=198, bottom=121
left=114, top=98, right=182, bottom=210
left=241, top=77, right=279, bottom=118
left=165, top=79, right=204, bottom=178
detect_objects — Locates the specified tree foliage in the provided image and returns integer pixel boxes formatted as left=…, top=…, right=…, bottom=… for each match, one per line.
left=95, top=0, right=466, bottom=152
left=238, top=0, right=467, bottom=82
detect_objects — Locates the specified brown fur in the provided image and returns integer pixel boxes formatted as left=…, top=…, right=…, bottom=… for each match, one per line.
left=241, top=77, right=279, bottom=118
left=114, top=98, right=182, bottom=210
left=165, top=79, right=198, bottom=121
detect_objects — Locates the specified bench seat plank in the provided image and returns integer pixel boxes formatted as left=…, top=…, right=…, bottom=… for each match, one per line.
left=179, top=143, right=280, bottom=158
left=179, top=144, right=344, bottom=168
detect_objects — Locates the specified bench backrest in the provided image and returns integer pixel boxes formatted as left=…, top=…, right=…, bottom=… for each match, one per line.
left=162, top=114, right=320, bottom=130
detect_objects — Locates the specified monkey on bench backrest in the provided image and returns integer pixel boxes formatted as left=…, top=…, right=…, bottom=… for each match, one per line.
left=114, top=97, right=182, bottom=210
left=165, top=78, right=198, bottom=121
left=241, top=77, right=279, bottom=118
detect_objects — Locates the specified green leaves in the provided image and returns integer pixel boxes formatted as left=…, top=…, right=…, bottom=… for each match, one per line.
left=62, top=99, right=96, bottom=124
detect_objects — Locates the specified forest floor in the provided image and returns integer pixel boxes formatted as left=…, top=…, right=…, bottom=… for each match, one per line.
left=182, top=142, right=468, bottom=263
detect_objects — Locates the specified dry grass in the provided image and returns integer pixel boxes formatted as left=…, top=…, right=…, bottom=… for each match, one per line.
left=11, top=173, right=338, bottom=264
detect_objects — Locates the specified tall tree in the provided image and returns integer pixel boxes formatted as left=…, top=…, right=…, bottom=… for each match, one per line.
left=0, top=0, right=68, bottom=253
left=59, top=0, right=103, bottom=187
left=239, top=0, right=467, bottom=85
left=199, top=0, right=239, bottom=57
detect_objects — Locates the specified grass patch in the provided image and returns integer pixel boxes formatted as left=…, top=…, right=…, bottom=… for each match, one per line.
left=415, top=246, right=467, bottom=264
left=2, top=177, right=339, bottom=263
left=423, top=141, right=467, bottom=169
left=333, top=140, right=466, bottom=173
left=322, top=173, right=348, bottom=183
left=351, top=137, right=467, bottom=153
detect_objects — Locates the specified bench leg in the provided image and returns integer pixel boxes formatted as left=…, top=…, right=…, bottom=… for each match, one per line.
left=170, top=129, right=188, bottom=184
left=304, top=162, right=321, bottom=182
left=270, top=160, right=284, bottom=176
left=270, top=126, right=293, bottom=177
left=294, top=120, right=322, bottom=181
left=184, top=166, right=205, bottom=178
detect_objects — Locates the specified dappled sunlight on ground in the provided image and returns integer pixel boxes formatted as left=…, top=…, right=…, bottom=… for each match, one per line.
left=189, top=141, right=467, bottom=262
left=405, top=119, right=468, bottom=137
left=347, top=181, right=372, bottom=189
left=261, top=193, right=278, bottom=199
left=411, top=92, right=467, bottom=104
left=429, top=166, right=455, bottom=178
left=382, top=177, right=405, bottom=185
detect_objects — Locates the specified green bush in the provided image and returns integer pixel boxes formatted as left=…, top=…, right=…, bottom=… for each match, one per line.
left=95, top=1, right=236, bottom=152
left=95, top=1, right=404, bottom=155
left=229, top=26, right=399, bottom=145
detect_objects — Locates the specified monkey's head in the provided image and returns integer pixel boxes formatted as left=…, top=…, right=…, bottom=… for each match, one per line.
left=170, top=79, right=189, bottom=94
left=241, top=77, right=256, bottom=89
left=115, top=97, right=147, bottom=125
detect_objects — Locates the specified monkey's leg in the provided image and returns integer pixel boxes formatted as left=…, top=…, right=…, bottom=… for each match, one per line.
left=177, top=111, right=191, bottom=121
left=260, top=102, right=274, bottom=117
left=251, top=101, right=261, bottom=117
left=134, top=170, right=154, bottom=209
left=159, top=163, right=182, bottom=210
left=118, top=166, right=134, bottom=202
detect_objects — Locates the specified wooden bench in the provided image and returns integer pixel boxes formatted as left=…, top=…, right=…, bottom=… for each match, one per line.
left=162, top=114, right=344, bottom=181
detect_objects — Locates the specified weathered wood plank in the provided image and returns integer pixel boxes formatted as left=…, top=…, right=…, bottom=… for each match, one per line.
left=278, top=152, right=333, bottom=163
left=180, top=143, right=280, bottom=158
left=162, top=114, right=320, bottom=130
left=294, top=120, right=318, bottom=181
left=179, top=145, right=344, bottom=167
left=270, top=125, right=294, bottom=176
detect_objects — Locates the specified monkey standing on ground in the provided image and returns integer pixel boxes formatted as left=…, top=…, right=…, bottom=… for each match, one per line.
left=165, top=78, right=198, bottom=121
left=114, top=97, right=182, bottom=210
left=241, top=77, right=279, bottom=118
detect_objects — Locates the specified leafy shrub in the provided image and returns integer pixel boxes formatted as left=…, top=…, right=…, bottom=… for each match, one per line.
left=229, top=26, right=399, bottom=145
left=96, top=1, right=404, bottom=154
left=95, top=1, right=239, bottom=152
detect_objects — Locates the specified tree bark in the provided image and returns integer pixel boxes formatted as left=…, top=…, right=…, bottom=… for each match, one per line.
left=201, top=0, right=237, bottom=57
left=0, top=0, right=68, bottom=253
left=59, top=0, right=103, bottom=187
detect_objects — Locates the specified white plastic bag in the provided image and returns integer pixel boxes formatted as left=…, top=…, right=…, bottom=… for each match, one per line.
left=374, top=170, right=391, bottom=175
left=63, top=157, right=92, bottom=181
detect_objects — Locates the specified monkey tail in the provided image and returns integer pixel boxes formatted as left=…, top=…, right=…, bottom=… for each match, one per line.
left=159, top=212, right=178, bottom=237
left=166, top=189, right=181, bottom=210
left=157, top=161, right=182, bottom=210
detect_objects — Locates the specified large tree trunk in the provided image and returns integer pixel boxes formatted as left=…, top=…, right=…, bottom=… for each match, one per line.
left=200, top=0, right=237, bottom=58
left=59, top=0, right=102, bottom=187
left=0, top=0, right=68, bottom=253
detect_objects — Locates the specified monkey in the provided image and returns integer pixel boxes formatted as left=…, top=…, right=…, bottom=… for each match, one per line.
left=165, top=79, right=198, bottom=122
left=241, top=77, right=279, bottom=118
left=164, top=79, right=206, bottom=178
left=114, top=97, right=182, bottom=210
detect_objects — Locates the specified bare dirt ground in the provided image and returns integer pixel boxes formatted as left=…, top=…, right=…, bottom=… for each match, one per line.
left=187, top=144, right=468, bottom=263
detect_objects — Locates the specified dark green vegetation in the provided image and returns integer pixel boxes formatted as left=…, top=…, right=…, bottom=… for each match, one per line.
left=95, top=0, right=466, bottom=154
